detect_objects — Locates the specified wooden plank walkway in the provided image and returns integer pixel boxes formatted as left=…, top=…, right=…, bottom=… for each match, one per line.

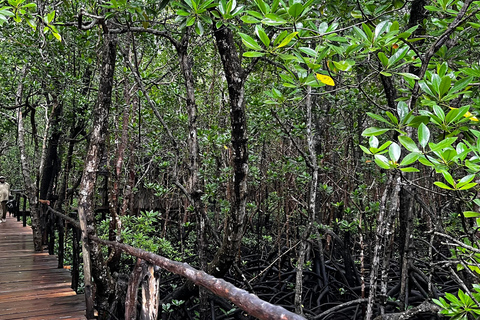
left=0, top=215, right=87, bottom=320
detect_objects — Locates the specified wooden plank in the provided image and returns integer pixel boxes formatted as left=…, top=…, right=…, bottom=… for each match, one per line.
left=0, top=215, right=86, bottom=320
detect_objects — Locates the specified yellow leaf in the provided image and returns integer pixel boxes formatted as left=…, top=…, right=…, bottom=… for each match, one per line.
left=224, top=145, right=229, bottom=150
left=449, top=107, right=479, bottom=121
left=316, top=73, right=335, bottom=86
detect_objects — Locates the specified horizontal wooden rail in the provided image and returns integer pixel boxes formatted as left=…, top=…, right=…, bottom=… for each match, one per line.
left=47, top=207, right=306, bottom=320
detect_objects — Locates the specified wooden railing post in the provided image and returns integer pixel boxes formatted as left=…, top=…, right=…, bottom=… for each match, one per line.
left=48, top=209, right=55, bottom=255
left=57, top=215, right=65, bottom=269
left=70, top=211, right=81, bottom=293
left=22, top=194, right=27, bottom=227
left=14, top=192, right=21, bottom=221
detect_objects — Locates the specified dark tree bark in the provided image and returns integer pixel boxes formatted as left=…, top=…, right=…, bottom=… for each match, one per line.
left=208, top=24, right=249, bottom=279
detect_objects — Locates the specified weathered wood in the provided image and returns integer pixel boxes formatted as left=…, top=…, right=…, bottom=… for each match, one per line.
left=0, top=215, right=86, bottom=320
left=93, top=236, right=306, bottom=320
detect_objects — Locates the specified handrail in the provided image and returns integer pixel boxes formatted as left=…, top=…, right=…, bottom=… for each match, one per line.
left=46, top=206, right=306, bottom=320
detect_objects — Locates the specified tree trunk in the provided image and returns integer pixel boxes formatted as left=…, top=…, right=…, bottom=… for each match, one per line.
left=209, top=24, right=249, bottom=278
left=176, top=29, right=209, bottom=319
left=365, top=174, right=400, bottom=320
left=15, top=66, right=43, bottom=251
left=77, top=28, right=117, bottom=319
left=294, top=86, right=318, bottom=315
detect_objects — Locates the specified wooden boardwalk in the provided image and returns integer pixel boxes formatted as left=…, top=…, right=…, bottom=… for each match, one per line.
left=0, top=215, right=86, bottom=320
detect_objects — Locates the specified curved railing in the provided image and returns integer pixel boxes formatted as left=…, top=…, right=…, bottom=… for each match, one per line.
left=36, top=205, right=306, bottom=320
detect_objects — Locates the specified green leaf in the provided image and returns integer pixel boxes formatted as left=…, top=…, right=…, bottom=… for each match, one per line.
left=400, top=167, right=420, bottom=172
left=243, top=51, right=265, bottom=57
left=360, top=145, right=372, bottom=155
left=458, top=183, right=477, bottom=190
left=262, top=13, right=287, bottom=25
left=332, top=60, right=354, bottom=71
left=362, top=23, right=373, bottom=42
left=418, top=123, right=430, bottom=148
left=433, top=181, right=454, bottom=190
left=298, top=47, right=317, bottom=57
left=397, top=101, right=409, bottom=122
left=378, top=52, right=388, bottom=67
left=450, top=76, right=473, bottom=94
left=400, top=152, right=420, bottom=166
left=254, top=0, right=268, bottom=15
left=374, top=20, right=390, bottom=40
left=353, top=26, right=368, bottom=42
left=386, top=111, right=398, bottom=125
left=186, top=15, right=196, bottom=26
left=241, top=15, right=260, bottom=23
left=288, top=2, right=304, bottom=18
left=441, top=171, right=455, bottom=187
left=463, top=211, right=480, bottom=218
left=366, top=112, right=394, bottom=126
left=52, top=31, right=61, bottom=41
left=398, top=136, right=419, bottom=152
left=239, top=33, right=263, bottom=51
left=430, top=74, right=441, bottom=95
left=397, top=72, right=420, bottom=80
left=388, top=46, right=408, bottom=67
left=255, top=25, right=270, bottom=47
left=369, top=136, right=379, bottom=148
left=439, top=76, right=452, bottom=98
left=432, top=105, right=445, bottom=122
left=362, top=127, right=390, bottom=136
left=195, top=19, right=204, bottom=35
left=377, top=140, right=392, bottom=152
left=389, top=142, right=401, bottom=162
left=276, top=31, right=298, bottom=48
left=419, top=81, right=435, bottom=97
left=428, top=137, right=457, bottom=152
left=176, top=9, right=190, bottom=16
left=374, top=154, right=391, bottom=169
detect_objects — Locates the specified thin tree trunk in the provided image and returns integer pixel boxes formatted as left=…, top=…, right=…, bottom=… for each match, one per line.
left=294, top=86, right=318, bottom=315
left=209, top=23, right=249, bottom=278
left=77, top=28, right=117, bottom=319
left=15, top=66, right=43, bottom=251
left=176, top=29, right=209, bottom=319
left=366, top=174, right=400, bottom=320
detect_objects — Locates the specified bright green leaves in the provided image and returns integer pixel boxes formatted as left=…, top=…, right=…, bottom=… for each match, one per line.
left=425, top=0, right=462, bottom=14
left=0, top=0, right=37, bottom=28
left=433, top=287, right=480, bottom=319
left=419, top=66, right=473, bottom=103
left=434, top=172, right=477, bottom=190
left=213, top=0, right=244, bottom=27
left=239, top=32, right=263, bottom=51
left=276, top=31, right=298, bottom=49
left=255, top=25, right=270, bottom=47
left=0, top=0, right=59, bottom=41
left=42, top=10, right=61, bottom=41
left=360, top=136, right=391, bottom=156
left=240, top=26, right=299, bottom=58
left=0, top=6, right=14, bottom=26
left=174, top=0, right=216, bottom=35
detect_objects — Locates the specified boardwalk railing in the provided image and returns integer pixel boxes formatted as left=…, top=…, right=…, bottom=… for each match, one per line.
left=42, top=206, right=306, bottom=320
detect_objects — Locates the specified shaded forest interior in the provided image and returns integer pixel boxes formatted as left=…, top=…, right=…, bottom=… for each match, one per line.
left=1, top=0, right=480, bottom=319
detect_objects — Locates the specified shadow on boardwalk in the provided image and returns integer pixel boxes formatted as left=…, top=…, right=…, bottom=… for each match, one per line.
left=0, top=215, right=86, bottom=320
